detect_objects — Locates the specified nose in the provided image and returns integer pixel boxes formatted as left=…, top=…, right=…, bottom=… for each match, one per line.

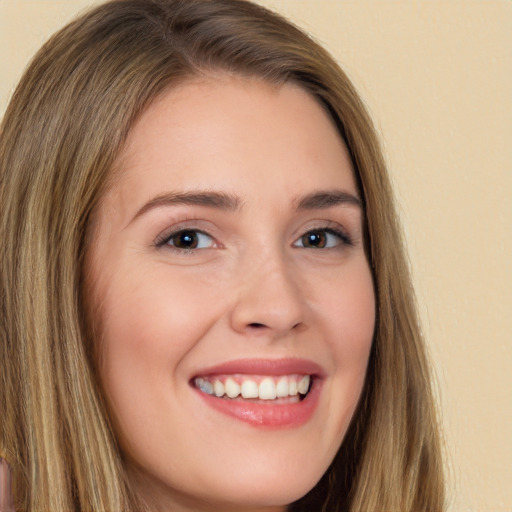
left=230, top=254, right=307, bottom=338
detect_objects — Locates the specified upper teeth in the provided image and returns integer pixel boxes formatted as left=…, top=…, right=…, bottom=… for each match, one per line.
left=195, top=375, right=311, bottom=400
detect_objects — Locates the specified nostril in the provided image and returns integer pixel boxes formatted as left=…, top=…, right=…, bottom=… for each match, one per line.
left=248, top=322, right=266, bottom=329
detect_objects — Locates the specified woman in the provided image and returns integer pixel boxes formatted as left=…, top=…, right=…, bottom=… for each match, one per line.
left=0, top=0, right=444, bottom=510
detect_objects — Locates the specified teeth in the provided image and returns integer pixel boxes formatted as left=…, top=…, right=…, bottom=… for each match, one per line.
left=213, top=380, right=225, bottom=397
left=298, top=375, right=310, bottom=395
left=196, top=378, right=214, bottom=395
left=275, top=377, right=289, bottom=398
left=259, top=377, right=276, bottom=400
left=224, top=378, right=241, bottom=398
left=241, top=380, right=259, bottom=398
left=195, top=374, right=312, bottom=400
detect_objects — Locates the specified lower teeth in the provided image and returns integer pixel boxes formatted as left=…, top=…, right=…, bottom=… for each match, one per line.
left=221, top=394, right=302, bottom=403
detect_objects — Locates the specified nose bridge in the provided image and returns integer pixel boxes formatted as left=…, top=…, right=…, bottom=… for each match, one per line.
left=230, top=243, right=306, bottom=336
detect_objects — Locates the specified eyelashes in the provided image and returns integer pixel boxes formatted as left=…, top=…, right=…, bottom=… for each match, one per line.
left=157, top=229, right=216, bottom=251
left=293, top=228, right=352, bottom=249
left=155, top=224, right=353, bottom=254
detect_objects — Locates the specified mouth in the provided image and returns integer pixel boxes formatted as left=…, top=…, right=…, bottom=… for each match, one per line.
left=190, top=359, right=323, bottom=427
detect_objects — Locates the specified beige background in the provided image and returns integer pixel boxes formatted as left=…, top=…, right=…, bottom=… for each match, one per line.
left=1, top=1, right=510, bottom=510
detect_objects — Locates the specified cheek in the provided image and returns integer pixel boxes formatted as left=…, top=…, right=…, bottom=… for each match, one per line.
left=91, top=267, right=215, bottom=464
left=93, top=263, right=230, bottom=423
left=317, top=262, right=375, bottom=430
left=97, top=265, right=217, bottom=359
left=318, top=259, right=375, bottom=354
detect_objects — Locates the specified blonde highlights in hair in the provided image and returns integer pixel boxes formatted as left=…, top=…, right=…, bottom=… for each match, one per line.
left=1, top=1, right=444, bottom=510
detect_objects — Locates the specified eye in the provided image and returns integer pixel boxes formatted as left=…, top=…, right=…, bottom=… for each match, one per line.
left=293, top=228, right=350, bottom=249
left=163, top=229, right=215, bottom=250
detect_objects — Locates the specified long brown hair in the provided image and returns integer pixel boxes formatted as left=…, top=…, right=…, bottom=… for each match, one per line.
left=0, top=1, right=444, bottom=510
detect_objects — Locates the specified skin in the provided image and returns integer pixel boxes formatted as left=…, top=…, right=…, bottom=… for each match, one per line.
left=86, top=75, right=375, bottom=512
left=0, top=458, right=14, bottom=512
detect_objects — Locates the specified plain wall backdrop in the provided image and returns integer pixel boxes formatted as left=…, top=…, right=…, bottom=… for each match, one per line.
left=1, top=1, right=510, bottom=510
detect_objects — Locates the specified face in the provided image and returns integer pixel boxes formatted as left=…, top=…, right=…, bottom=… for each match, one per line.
left=86, top=75, right=375, bottom=512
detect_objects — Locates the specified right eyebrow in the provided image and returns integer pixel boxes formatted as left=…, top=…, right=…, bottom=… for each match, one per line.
left=129, top=190, right=242, bottom=225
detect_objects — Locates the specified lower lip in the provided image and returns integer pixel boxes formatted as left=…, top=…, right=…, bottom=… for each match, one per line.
left=194, top=380, right=322, bottom=428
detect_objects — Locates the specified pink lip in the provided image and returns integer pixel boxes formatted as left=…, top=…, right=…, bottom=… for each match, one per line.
left=191, top=358, right=324, bottom=428
left=193, top=358, right=325, bottom=378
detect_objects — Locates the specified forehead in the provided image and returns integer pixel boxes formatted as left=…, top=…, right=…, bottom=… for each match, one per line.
left=106, top=74, right=356, bottom=220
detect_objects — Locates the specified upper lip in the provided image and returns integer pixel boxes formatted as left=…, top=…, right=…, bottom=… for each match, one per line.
left=192, top=358, right=325, bottom=379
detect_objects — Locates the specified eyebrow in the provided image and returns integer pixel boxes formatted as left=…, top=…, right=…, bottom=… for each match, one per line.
left=130, top=188, right=361, bottom=225
left=130, top=191, right=242, bottom=223
left=295, top=190, right=362, bottom=210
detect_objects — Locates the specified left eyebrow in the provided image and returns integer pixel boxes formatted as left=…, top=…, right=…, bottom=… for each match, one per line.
left=295, top=190, right=362, bottom=211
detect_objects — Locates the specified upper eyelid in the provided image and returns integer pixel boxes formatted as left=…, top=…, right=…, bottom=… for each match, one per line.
left=153, top=217, right=217, bottom=244
left=292, top=219, right=352, bottom=238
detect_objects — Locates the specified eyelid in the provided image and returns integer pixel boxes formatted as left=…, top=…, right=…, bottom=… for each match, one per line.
left=153, top=219, right=219, bottom=249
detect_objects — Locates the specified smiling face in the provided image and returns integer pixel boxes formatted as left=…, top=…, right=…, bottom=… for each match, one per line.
left=85, top=75, right=375, bottom=512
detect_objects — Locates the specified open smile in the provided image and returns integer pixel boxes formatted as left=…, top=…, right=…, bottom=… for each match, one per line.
left=191, top=359, right=323, bottom=427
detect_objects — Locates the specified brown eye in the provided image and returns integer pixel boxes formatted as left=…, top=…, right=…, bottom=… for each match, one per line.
left=166, top=230, right=214, bottom=250
left=301, top=231, right=327, bottom=248
left=171, top=230, right=198, bottom=249
left=294, top=228, right=350, bottom=249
